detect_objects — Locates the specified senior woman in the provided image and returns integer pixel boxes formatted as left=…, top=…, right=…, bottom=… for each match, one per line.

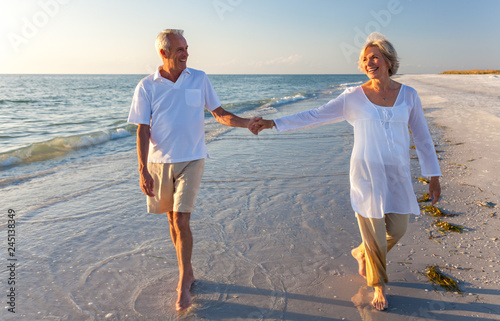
left=251, top=33, right=441, bottom=310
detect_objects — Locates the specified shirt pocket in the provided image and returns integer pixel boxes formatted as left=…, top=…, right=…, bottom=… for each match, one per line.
left=185, top=89, right=202, bottom=107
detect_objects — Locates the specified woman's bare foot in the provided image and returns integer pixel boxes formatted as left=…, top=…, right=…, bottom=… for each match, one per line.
left=372, top=285, right=388, bottom=311
left=351, top=247, right=366, bottom=278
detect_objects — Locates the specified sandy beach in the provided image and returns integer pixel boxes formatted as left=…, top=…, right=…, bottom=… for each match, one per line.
left=2, top=74, right=499, bottom=321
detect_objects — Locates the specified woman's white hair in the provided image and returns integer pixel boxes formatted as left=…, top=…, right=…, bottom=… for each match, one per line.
left=155, top=29, right=184, bottom=59
left=358, top=32, right=400, bottom=76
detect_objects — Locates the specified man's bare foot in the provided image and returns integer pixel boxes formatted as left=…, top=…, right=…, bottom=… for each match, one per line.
left=187, top=275, right=196, bottom=290
left=177, top=275, right=195, bottom=290
left=175, top=275, right=195, bottom=312
left=372, top=285, right=388, bottom=311
left=351, top=247, right=366, bottom=278
left=175, top=288, right=192, bottom=312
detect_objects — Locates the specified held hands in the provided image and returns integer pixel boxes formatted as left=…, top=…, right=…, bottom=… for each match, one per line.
left=247, top=117, right=275, bottom=135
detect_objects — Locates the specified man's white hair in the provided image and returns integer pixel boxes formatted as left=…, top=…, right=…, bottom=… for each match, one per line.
left=155, top=29, right=184, bottom=58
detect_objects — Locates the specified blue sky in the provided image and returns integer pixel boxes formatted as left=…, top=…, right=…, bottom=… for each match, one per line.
left=0, top=0, right=498, bottom=74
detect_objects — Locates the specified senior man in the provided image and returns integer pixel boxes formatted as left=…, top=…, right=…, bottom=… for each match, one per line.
left=128, top=29, right=259, bottom=312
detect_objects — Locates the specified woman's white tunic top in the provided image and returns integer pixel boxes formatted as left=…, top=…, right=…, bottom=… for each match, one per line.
left=274, top=85, right=441, bottom=219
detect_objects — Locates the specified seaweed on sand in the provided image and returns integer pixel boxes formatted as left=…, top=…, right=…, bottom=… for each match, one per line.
left=421, top=205, right=455, bottom=217
left=434, top=219, right=463, bottom=233
left=477, top=201, right=496, bottom=208
left=425, top=265, right=462, bottom=294
left=418, top=193, right=430, bottom=203
left=414, top=177, right=430, bottom=185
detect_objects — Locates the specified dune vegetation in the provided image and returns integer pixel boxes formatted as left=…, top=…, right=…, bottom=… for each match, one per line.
left=441, top=69, right=500, bottom=74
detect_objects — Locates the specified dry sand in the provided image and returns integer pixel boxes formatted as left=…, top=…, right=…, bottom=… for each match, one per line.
left=381, top=74, right=500, bottom=320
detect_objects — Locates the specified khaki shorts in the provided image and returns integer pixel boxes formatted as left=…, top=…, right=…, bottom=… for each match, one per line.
left=146, top=159, right=205, bottom=214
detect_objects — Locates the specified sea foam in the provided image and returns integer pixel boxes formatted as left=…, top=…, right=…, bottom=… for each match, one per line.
left=0, top=126, right=134, bottom=168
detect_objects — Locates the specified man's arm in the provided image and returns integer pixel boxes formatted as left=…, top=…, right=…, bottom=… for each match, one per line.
left=211, top=107, right=261, bottom=135
left=137, top=124, right=155, bottom=197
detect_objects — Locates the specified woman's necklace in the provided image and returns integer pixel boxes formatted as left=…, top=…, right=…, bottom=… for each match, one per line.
left=380, top=86, right=393, bottom=101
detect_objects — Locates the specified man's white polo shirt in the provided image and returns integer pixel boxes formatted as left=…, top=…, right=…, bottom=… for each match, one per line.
left=128, top=67, right=221, bottom=163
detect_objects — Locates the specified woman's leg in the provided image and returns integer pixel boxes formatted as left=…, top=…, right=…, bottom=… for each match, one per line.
left=356, top=214, right=388, bottom=287
left=353, top=213, right=410, bottom=310
left=385, top=213, right=409, bottom=252
left=351, top=243, right=366, bottom=278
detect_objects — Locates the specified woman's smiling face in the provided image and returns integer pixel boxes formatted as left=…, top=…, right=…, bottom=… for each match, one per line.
left=362, top=46, right=389, bottom=79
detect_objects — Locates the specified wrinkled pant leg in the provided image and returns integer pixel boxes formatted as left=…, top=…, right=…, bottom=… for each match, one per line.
left=356, top=213, right=410, bottom=287
left=356, top=213, right=388, bottom=287
left=385, top=213, right=409, bottom=252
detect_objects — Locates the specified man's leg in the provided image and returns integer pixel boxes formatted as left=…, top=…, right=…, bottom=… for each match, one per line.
left=167, top=212, right=177, bottom=246
left=167, top=211, right=195, bottom=312
left=168, top=159, right=204, bottom=312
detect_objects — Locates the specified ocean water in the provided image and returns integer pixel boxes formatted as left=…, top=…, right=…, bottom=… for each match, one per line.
left=0, top=74, right=363, bottom=169
left=0, top=74, right=379, bottom=320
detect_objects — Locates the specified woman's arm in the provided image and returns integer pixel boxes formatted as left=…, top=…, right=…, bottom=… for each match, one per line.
left=254, top=91, right=347, bottom=134
left=408, top=93, right=441, bottom=177
left=408, top=91, right=442, bottom=204
left=429, top=176, right=441, bottom=205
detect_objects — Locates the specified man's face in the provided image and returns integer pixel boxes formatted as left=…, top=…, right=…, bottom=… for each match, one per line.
left=164, top=34, right=189, bottom=72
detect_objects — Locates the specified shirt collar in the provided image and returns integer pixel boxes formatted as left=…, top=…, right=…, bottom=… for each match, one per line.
left=154, top=66, right=191, bottom=82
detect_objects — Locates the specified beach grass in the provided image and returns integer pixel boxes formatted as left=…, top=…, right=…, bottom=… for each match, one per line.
left=440, top=69, right=500, bottom=75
